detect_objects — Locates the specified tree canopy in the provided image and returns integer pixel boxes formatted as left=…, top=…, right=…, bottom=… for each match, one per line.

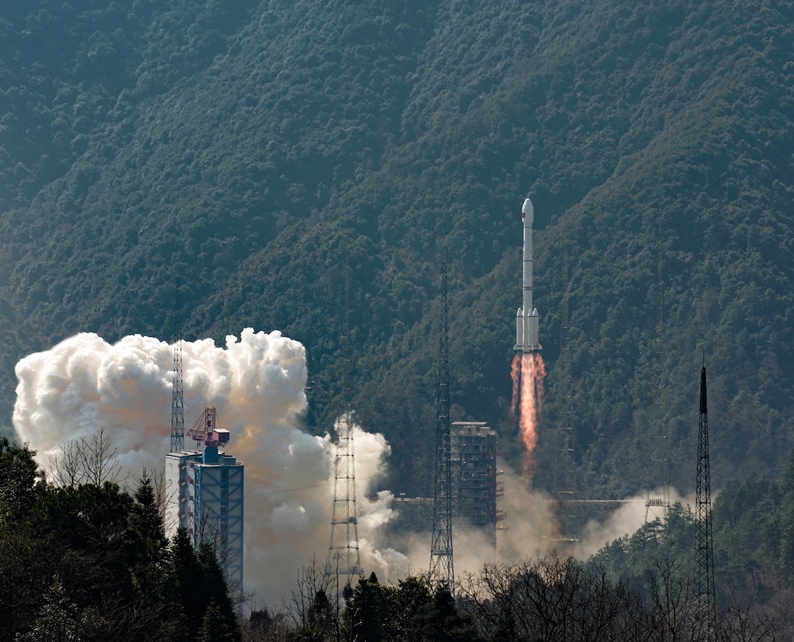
left=0, top=0, right=791, bottom=521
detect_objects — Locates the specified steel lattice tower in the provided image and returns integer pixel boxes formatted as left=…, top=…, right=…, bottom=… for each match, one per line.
left=694, top=363, right=716, bottom=641
left=328, top=262, right=362, bottom=586
left=329, top=411, right=362, bottom=582
left=645, top=246, right=670, bottom=524
left=170, top=283, right=185, bottom=453
left=430, top=261, right=454, bottom=590
left=548, top=247, right=578, bottom=552
left=553, top=248, right=576, bottom=536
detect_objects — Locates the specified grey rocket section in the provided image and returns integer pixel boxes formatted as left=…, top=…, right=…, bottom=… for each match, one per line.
left=514, top=197, right=542, bottom=353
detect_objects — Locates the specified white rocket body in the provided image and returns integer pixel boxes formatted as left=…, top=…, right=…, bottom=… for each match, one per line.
left=514, top=197, right=541, bottom=353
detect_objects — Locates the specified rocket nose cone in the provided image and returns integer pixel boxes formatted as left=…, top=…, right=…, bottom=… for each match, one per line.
left=522, top=198, right=534, bottom=225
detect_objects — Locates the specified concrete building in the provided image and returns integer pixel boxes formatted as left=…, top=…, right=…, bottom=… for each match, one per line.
left=165, top=407, right=244, bottom=596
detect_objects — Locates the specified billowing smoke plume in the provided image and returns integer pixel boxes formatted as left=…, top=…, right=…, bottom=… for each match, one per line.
left=13, top=329, right=399, bottom=606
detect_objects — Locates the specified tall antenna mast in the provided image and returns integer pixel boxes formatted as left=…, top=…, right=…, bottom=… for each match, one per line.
left=694, top=361, right=716, bottom=641
left=430, top=260, right=454, bottom=590
left=646, top=243, right=670, bottom=523
left=557, top=248, right=575, bottom=497
left=328, top=258, right=362, bottom=587
left=170, top=281, right=185, bottom=452
left=553, top=246, right=577, bottom=541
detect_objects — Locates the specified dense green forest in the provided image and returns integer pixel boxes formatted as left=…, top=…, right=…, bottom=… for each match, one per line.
left=0, top=0, right=792, bottom=613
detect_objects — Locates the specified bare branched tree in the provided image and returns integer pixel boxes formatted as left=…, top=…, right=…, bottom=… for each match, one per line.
left=285, top=557, right=337, bottom=634
left=718, top=603, right=777, bottom=642
left=48, top=427, right=124, bottom=488
left=646, top=559, right=694, bottom=642
left=48, top=438, right=83, bottom=488
left=79, top=427, right=123, bottom=486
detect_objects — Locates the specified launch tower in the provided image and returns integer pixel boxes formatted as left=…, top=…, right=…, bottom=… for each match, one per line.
left=451, top=422, right=501, bottom=547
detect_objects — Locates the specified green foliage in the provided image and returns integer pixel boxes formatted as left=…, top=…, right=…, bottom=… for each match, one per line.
left=198, top=601, right=239, bottom=642
left=0, top=436, right=38, bottom=524
left=0, top=0, right=792, bottom=515
left=588, top=503, right=697, bottom=590
left=0, top=444, right=238, bottom=641
left=712, top=449, right=794, bottom=595
left=344, top=573, right=481, bottom=642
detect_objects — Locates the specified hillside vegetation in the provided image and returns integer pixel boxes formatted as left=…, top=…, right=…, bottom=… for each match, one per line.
left=0, top=0, right=792, bottom=504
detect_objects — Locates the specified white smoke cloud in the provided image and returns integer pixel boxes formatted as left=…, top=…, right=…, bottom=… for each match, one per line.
left=576, top=487, right=697, bottom=559
left=14, top=328, right=686, bottom=606
left=389, top=462, right=560, bottom=586
left=13, top=329, right=399, bottom=607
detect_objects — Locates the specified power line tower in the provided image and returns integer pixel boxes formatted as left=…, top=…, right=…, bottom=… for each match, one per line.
left=694, top=362, right=716, bottom=641
left=328, top=263, right=362, bottom=589
left=170, top=282, right=185, bottom=453
left=645, top=246, right=670, bottom=524
left=430, top=261, right=454, bottom=591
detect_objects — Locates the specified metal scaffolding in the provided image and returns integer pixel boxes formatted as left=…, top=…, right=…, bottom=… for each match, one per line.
left=451, top=422, right=501, bottom=546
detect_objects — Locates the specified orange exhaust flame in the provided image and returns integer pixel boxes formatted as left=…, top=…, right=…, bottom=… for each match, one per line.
left=511, top=352, right=546, bottom=482
left=510, top=354, right=520, bottom=418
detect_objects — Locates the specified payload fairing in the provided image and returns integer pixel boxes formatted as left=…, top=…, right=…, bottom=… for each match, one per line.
left=514, top=197, right=541, bottom=353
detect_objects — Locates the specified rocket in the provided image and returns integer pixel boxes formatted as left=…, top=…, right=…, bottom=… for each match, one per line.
left=514, top=197, right=541, bottom=353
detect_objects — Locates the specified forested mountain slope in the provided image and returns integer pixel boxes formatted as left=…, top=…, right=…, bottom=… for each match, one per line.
left=1, top=0, right=792, bottom=498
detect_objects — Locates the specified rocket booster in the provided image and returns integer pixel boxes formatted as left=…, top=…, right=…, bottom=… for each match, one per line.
left=514, top=197, right=541, bottom=353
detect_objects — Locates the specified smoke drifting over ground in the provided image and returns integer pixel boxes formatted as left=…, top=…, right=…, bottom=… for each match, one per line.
left=577, top=488, right=697, bottom=559
left=13, top=329, right=399, bottom=606
left=13, top=329, right=679, bottom=606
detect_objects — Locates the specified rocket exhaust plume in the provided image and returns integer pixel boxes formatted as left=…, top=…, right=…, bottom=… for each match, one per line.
left=13, top=329, right=405, bottom=605
left=511, top=352, right=546, bottom=480
left=511, top=196, right=545, bottom=481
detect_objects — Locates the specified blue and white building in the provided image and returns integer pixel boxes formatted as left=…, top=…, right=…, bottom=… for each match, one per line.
left=165, top=407, right=244, bottom=596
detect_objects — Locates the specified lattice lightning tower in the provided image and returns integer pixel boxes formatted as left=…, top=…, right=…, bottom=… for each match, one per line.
left=694, top=362, right=716, bottom=641
left=548, top=246, right=578, bottom=551
left=329, top=412, right=362, bottom=581
left=645, top=245, right=670, bottom=523
left=328, top=261, right=362, bottom=585
left=430, top=261, right=454, bottom=590
left=553, top=247, right=576, bottom=523
left=170, top=283, right=184, bottom=453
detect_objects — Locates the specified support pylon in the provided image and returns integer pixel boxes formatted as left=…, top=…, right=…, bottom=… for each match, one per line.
left=430, top=261, right=454, bottom=591
left=694, top=362, right=716, bottom=641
